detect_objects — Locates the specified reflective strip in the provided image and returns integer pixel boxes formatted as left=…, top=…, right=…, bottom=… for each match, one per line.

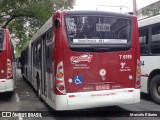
left=128, top=90, right=133, bottom=92
left=0, top=79, right=6, bottom=82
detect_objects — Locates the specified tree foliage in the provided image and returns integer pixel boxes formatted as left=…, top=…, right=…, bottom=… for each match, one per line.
left=138, top=2, right=160, bottom=18
left=140, top=7, right=160, bottom=17
left=0, top=0, right=75, bottom=57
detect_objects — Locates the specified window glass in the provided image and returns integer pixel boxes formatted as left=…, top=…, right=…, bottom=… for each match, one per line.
left=11, top=41, right=15, bottom=60
left=139, top=28, right=149, bottom=55
left=151, top=24, right=160, bottom=54
left=65, top=15, right=132, bottom=45
left=0, top=30, right=4, bottom=50
left=37, top=40, right=41, bottom=68
left=151, top=24, right=160, bottom=43
left=33, top=44, right=36, bottom=67
left=47, top=30, right=53, bottom=42
left=139, top=29, right=148, bottom=44
left=35, top=41, right=38, bottom=67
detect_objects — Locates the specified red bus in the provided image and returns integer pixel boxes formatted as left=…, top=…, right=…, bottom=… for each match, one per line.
left=21, top=11, right=140, bottom=110
left=0, top=27, right=16, bottom=93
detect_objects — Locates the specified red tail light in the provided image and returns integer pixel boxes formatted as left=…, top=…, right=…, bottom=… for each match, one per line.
left=7, top=59, right=13, bottom=79
left=135, top=59, right=141, bottom=89
left=55, top=61, right=66, bottom=95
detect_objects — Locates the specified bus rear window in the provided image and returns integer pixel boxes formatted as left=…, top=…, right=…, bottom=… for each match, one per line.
left=0, top=30, right=3, bottom=51
left=65, top=15, right=132, bottom=45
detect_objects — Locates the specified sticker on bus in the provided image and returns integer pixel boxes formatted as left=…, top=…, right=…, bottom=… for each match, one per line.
left=74, top=76, right=83, bottom=84
left=73, top=64, right=90, bottom=69
left=70, top=54, right=93, bottom=64
left=96, top=23, right=110, bottom=31
left=96, top=84, right=110, bottom=91
left=120, top=62, right=131, bottom=72
left=73, top=39, right=127, bottom=44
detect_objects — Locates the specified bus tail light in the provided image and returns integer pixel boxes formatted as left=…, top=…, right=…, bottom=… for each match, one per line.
left=135, top=59, right=141, bottom=89
left=55, top=61, right=66, bottom=95
left=7, top=59, right=13, bottom=79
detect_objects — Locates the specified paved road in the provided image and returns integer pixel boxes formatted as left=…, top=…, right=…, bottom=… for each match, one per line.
left=0, top=69, right=160, bottom=120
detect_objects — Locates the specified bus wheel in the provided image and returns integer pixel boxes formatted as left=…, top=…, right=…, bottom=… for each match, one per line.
left=150, top=75, right=160, bottom=104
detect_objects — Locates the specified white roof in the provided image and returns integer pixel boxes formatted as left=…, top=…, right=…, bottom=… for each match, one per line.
left=138, top=14, right=160, bottom=28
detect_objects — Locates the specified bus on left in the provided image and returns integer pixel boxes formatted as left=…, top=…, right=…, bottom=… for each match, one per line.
left=0, top=27, right=16, bottom=94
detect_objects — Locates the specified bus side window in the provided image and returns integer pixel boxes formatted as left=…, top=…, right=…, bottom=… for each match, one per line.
left=151, top=24, right=160, bottom=54
left=37, top=39, right=41, bottom=69
left=0, top=30, right=3, bottom=50
left=139, top=28, right=149, bottom=55
left=47, top=29, right=53, bottom=43
left=33, top=43, right=37, bottom=67
left=46, top=29, right=53, bottom=73
left=11, top=41, right=15, bottom=61
left=35, top=41, right=38, bottom=68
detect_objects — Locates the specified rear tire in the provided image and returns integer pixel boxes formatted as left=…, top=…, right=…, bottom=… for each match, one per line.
left=150, top=75, right=160, bottom=104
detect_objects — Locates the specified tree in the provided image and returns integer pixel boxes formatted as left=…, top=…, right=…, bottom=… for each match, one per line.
left=140, top=7, right=160, bottom=17
left=0, top=0, right=75, bottom=57
left=137, top=1, right=160, bottom=19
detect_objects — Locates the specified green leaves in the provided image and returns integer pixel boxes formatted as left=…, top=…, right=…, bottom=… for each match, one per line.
left=0, top=0, right=75, bottom=57
left=139, top=6, right=160, bottom=17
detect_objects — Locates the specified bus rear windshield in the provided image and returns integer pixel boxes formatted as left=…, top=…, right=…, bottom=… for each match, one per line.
left=0, top=30, right=3, bottom=51
left=65, top=15, right=132, bottom=46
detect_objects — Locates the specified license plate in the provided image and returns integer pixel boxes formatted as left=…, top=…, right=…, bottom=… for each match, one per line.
left=96, top=23, right=110, bottom=32
left=96, top=84, right=110, bottom=91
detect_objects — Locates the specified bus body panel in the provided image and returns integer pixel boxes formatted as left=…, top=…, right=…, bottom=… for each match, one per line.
left=141, top=76, right=148, bottom=93
left=140, top=56, right=160, bottom=93
left=0, top=29, right=7, bottom=80
left=0, top=51, right=7, bottom=79
left=138, top=14, right=160, bottom=104
left=63, top=49, right=136, bottom=93
left=0, top=28, right=15, bottom=93
left=0, top=79, right=14, bottom=93
left=0, top=79, right=5, bottom=92
left=5, top=79, right=15, bottom=91
left=67, top=88, right=139, bottom=110
left=41, top=88, right=140, bottom=110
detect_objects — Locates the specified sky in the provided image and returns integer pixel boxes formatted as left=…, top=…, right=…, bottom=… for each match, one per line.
left=73, top=0, right=159, bottom=13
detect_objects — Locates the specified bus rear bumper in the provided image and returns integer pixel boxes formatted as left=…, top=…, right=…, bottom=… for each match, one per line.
left=0, top=79, right=15, bottom=93
left=55, top=88, right=140, bottom=110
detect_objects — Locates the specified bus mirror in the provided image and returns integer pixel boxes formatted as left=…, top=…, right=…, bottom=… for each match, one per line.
left=54, top=19, right=60, bottom=28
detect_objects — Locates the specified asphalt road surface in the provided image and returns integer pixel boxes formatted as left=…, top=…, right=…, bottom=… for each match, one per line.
left=0, top=69, right=160, bottom=120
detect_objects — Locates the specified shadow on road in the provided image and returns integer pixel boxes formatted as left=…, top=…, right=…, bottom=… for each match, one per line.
left=0, top=92, right=13, bottom=101
left=42, top=105, right=131, bottom=118
left=141, top=93, right=152, bottom=101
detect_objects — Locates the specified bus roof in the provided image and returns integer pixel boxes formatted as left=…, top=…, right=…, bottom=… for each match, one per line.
left=65, top=10, right=133, bottom=18
left=138, top=14, right=160, bottom=28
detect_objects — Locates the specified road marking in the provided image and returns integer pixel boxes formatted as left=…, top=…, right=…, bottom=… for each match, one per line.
left=19, top=116, right=23, bottom=120
left=26, top=92, right=29, bottom=96
left=15, top=93, right=20, bottom=102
